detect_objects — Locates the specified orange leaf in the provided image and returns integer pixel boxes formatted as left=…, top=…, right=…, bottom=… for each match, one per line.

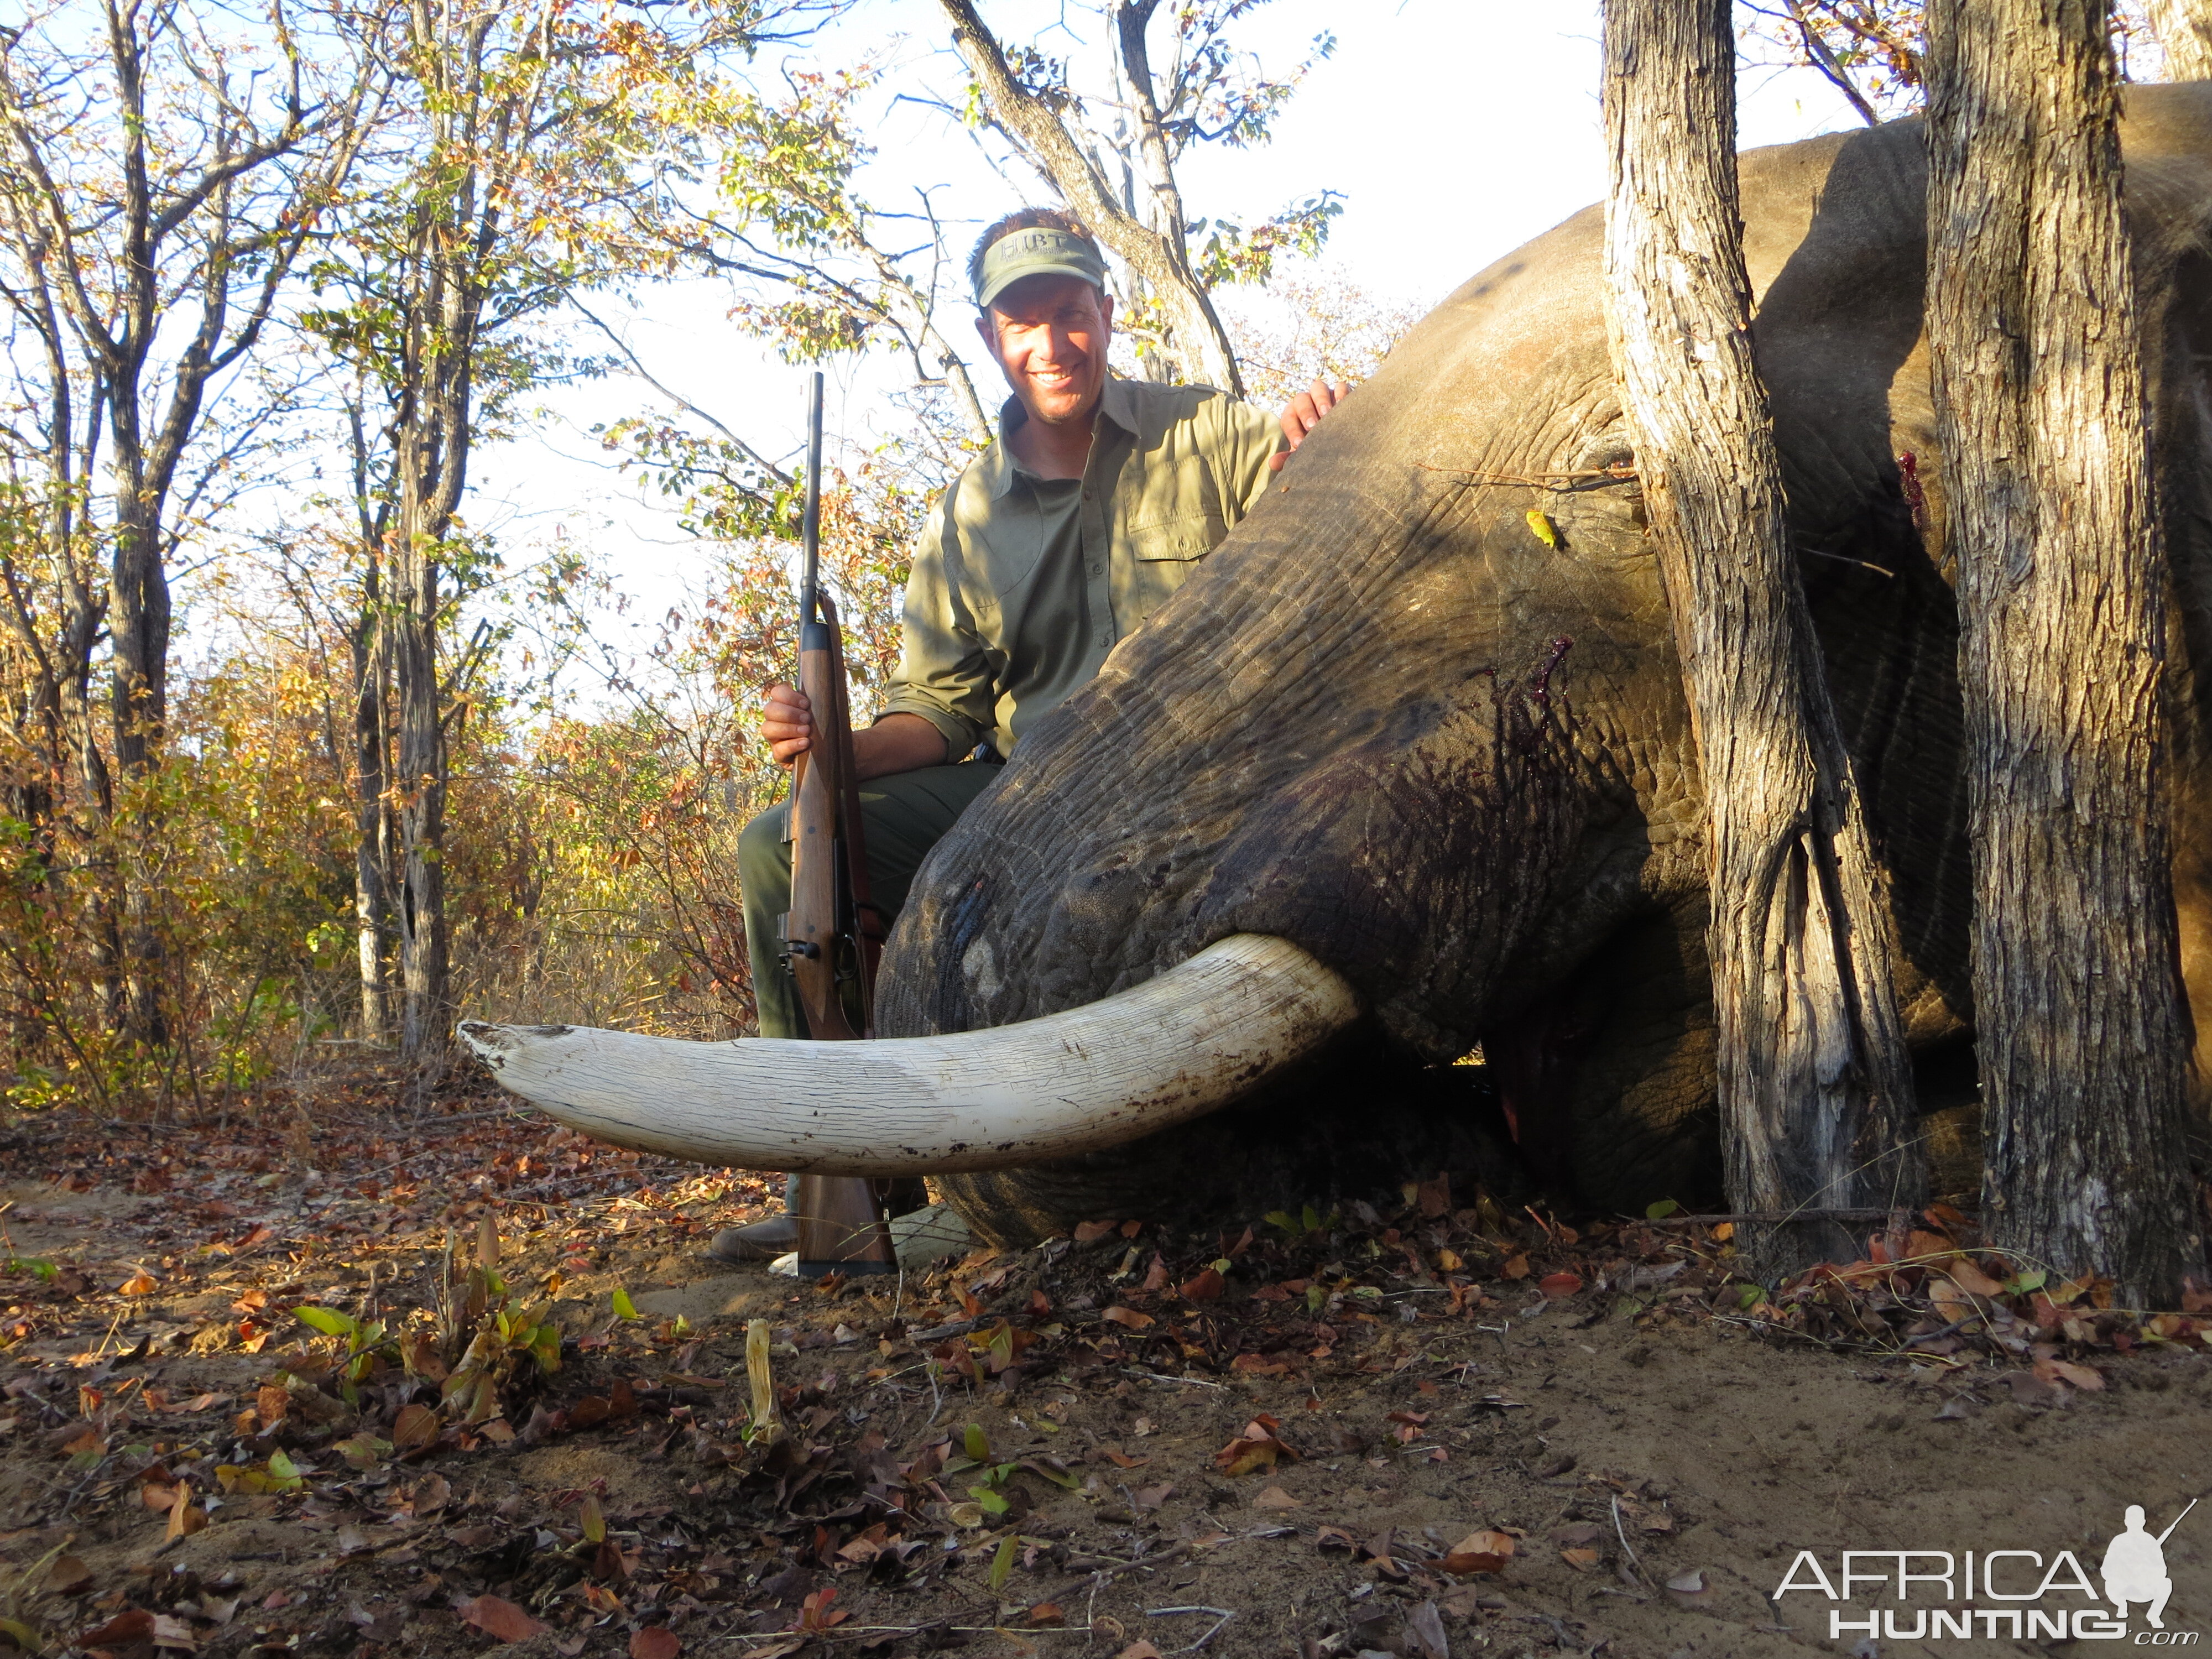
left=164, top=1484, right=207, bottom=1543
left=119, top=1272, right=158, bottom=1296
left=81, top=1612, right=156, bottom=1647
left=1560, top=1546, right=1601, bottom=1571
left=1949, top=1259, right=2005, bottom=1297
left=1441, top=1530, right=1517, bottom=1575
left=2043, top=1358, right=2105, bottom=1392
left=1100, top=1306, right=1154, bottom=1330
left=458, top=1595, right=546, bottom=1644
left=629, top=1628, right=680, bottom=1659
left=1179, top=1268, right=1224, bottom=1302
left=392, top=1402, right=440, bottom=1453
left=1538, top=1272, right=1582, bottom=1298
left=1501, top=1254, right=1530, bottom=1280
left=1073, top=1220, right=1119, bottom=1243
left=1025, top=1603, right=1066, bottom=1627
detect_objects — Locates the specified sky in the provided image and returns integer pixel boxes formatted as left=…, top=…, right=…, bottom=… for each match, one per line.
left=454, top=0, right=1869, bottom=701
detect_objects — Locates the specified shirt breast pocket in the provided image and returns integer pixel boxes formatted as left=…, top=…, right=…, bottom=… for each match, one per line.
left=1126, top=515, right=1215, bottom=564
left=1121, top=512, right=1219, bottom=626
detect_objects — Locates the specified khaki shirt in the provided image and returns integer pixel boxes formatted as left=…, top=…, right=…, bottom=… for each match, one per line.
left=878, top=377, right=1285, bottom=760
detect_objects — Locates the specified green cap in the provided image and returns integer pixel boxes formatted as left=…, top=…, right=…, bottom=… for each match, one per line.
left=973, top=224, right=1109, bottom=310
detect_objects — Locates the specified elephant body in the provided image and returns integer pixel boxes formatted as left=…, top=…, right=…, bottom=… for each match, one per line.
left=877, top=89, right=2212, bottom=1248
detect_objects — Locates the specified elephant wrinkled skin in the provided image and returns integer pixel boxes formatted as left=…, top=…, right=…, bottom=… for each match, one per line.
left=879, top=88, right=2212, bottom=1249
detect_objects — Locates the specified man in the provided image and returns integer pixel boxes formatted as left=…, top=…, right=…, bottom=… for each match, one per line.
left=2102, top=1504, right=2178, bottom=1629
left=714, top=207, right=1342, bottom=1260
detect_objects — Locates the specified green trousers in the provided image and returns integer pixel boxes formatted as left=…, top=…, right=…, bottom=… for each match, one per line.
left=739, top=761, right=1003, bottom=1040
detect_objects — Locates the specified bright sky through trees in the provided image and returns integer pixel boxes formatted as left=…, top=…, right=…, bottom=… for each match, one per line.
left=444, top=0, right=1870, bottom=697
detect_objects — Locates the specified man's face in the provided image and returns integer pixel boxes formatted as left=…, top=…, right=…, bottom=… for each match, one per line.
left=978, top=273, right=1113, bottom=428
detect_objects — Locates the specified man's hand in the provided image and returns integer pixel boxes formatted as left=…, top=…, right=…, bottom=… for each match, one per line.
left=761, top=681, right=816, bottom=767
left=1271, top=377, right=1350, bottom=472
left=760, top=685, right=950, bottom=780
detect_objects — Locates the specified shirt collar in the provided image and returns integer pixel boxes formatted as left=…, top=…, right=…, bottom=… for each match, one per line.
left=985, top=377, right=1140, bottom=499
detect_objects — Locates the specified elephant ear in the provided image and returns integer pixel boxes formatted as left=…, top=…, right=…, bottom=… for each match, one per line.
left=1191, top=660, right=1591, bottom=1060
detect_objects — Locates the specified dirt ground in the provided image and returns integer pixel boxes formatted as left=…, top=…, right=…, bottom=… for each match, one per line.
left=3, top=1074, right=2209, bottom=1659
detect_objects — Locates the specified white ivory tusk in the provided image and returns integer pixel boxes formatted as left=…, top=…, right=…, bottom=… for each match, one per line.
left=456, top=933, right=1360, bottom=1175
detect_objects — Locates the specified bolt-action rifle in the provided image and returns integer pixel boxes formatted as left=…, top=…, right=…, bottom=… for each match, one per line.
left=779, top=371, right=897, bottom=1276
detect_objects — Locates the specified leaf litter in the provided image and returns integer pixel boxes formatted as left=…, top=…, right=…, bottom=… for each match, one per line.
left=2, top=1081, right=2210, bottom=1659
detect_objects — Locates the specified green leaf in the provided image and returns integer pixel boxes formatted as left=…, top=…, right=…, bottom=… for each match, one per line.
left=1264, top=1211, right=1298, bottom=1234
left=2005, top=1268, right=2048, bottom=1296
left=266, top=1449, right=305, bottom=1491
left=1645, top=1198, right=1681, bottom=1220
left=293, top=1306, right=357, bottom=1338
left=336, top=1433, right=393, bottom=1470
left=612, top=1288, right=639, bottom=1321
left=988, top=1534, right=1016, bottom=1591
left=969, top=1485, right=1010, bottom=1515
left=1305, top=1284, right=1326, bottom=1314
left=1020, top=1457, right=1080, bottom=1489
left=1302, top=1204, right=1323, bottom=1234
left=963, top=1422, right=990, bottom=1461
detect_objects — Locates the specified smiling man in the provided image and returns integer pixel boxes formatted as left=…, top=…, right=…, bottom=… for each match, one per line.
left=717, top=208, right=1341, bottom=1260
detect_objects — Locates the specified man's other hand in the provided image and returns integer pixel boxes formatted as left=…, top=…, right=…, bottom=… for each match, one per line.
left=761, top=681, right=814, bottom=766
left=1271, top=377, right=1349, bottom=472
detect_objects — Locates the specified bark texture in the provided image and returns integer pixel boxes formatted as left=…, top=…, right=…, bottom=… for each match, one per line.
left=934, top=0, right=1243, bottom=395
left=1602, top=0, right=1923, bottom=1272
left=1925, top=1, right=2202, bottom=1303
left=2154, top=0, right=2212, bottom=79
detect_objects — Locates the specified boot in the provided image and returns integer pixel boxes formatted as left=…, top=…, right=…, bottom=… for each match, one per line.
left=707, top=1212, right=797, bottom=1263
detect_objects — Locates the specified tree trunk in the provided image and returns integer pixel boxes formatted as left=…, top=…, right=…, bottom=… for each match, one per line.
left=392, top=519, right=447, bottom=1067
left=352, top=567, right=394, bottom=1045
left=935, top=0, right=1244, bottom=394
left=1924, top=0, right=2201, bottom=1305
left=2153, top=0, right=2212, bottom=77
left=1601, top=0, right=1924, bottom=1277
left=109, top=497, right=170, bottom=1043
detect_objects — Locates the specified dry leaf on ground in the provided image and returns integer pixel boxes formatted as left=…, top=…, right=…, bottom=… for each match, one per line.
left=458, top=1595, right=546, bottom=1644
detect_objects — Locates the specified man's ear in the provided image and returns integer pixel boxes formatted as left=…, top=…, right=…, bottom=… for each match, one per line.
left=1097, top=290, right=1113, bottom=336
left=974, top=309, right=998, bottom=358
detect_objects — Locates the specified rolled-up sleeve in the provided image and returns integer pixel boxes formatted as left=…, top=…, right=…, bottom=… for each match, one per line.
left=1213, top=395, right=1289, bottom=523
left=875, top=505, right=993, bottom=759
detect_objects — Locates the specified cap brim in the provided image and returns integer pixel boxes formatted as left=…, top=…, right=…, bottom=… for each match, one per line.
left=976, top=258, right=1107, bottom=311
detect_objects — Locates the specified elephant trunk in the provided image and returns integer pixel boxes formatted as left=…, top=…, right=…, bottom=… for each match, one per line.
left=456, top=933, right=1360, bottom=1175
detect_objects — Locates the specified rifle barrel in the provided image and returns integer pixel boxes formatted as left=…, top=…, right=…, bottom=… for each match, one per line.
left=800, top=371, right=824, bottom=629
left=2157, top=1496, right=2198, bottom=1545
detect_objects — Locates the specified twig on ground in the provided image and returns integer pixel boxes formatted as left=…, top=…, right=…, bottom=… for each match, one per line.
left=1146, top=1605, right=1237, bottom=1653
left=1610, top=1493, right=1644, bottom=1583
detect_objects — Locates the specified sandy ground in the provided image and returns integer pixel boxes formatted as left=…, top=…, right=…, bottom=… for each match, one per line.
left=2, top=1092, right=2208, bottom=1659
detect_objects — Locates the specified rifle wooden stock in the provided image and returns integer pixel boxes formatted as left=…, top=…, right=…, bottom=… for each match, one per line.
left=784, top=371, right=896, bottom=1276
left=787, top=603, right=863, bottom=1044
